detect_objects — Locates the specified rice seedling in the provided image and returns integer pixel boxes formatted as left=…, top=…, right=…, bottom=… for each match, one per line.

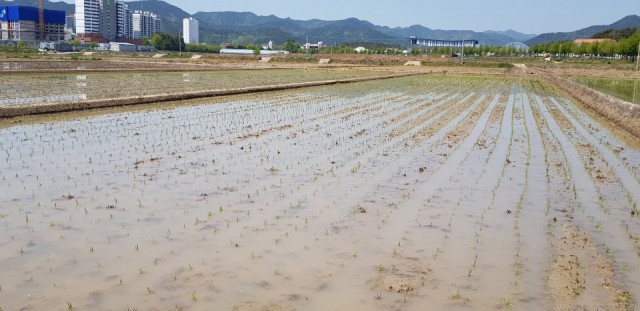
left=501, top=296, right=514, bottom=308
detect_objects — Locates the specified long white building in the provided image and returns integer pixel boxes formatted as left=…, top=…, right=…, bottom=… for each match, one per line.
left=183, top=17, right=199, bottom=44
left=409, top=36, right=479, bottom=48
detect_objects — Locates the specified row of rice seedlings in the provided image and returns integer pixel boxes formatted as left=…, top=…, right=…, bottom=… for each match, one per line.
left=470, top=88, right=520, bottom=307
left=361, top=85, right=505, bottom=306
left=510, top=87, right=533, bottom=297
left=277, top=80, right=501, bottom=307
left=255, top=80, right=480, bottom=239
left=534, top=93, right=640, bottom=304
left=1, top=83, right=424, bottom=310
left=551, top=97, right=640, bottom=219
left=555, top=97, right=640, bottom=182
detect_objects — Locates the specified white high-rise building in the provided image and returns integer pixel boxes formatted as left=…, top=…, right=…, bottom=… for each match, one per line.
left=116, top=1, right=131, bottom=39
left=75, top=0, right=117, bottom=40
left=132, top=10, right=161, bottom=40
left=75, top=0, right=99, bottom=35
left=183, top=17, right=199, bottom=44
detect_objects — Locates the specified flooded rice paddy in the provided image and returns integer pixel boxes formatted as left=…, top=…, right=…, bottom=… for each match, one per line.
left=0, top=69, right=385, bottom=107
left=1, top=75, right=640, bottom=310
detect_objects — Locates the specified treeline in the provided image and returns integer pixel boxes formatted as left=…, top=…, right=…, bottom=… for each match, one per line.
left=592, top=27, right=638, bottom=40
left=150, top=32, right=223, bottom=53
left=146, top=31, right=640, bottom=59
left=150, top=33, right=288, bottom=54
left=530, top=30, right=640, bottom=57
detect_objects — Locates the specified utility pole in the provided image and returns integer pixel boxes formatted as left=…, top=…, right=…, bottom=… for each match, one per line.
left=306, top=35, right=310, bottom=60
left=38, top=0, right=44, bottom=40
left=559, top=44, right=562, bottom=59
left=461, top=40, right=464, bottom=64
left=636, top=40, right=639, bottom=71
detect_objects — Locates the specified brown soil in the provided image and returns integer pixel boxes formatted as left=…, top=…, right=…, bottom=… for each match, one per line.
left=548, top=224, right=628, bottom=311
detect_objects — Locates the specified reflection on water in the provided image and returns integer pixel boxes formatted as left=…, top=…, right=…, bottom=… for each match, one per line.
left=0, top=94, right=88, bottom=106
left=0, top=70, right=389, bottom=108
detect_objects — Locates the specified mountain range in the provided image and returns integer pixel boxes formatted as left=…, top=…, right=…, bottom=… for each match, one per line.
left=1, top=0, right=638, bottom=47
left=525, top=15, right=640, bottom=46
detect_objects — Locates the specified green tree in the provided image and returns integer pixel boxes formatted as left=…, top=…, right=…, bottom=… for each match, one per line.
left=89, top=42, right=98, bottom=50
left=150, top=32, right=185, bottom=51
left=17, top=41, right=30, bottom=49
left=282, top=39, right=300, bottom=53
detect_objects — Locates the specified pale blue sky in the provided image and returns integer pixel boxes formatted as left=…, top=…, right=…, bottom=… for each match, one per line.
left=67, top=0, right=639, bottom=34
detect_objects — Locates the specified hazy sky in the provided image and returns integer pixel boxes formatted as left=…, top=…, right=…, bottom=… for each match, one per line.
left=65, top=0, right=638, bottom=34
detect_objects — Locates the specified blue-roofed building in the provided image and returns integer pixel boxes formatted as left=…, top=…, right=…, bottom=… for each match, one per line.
left=1, top=6, right=66, bottom=41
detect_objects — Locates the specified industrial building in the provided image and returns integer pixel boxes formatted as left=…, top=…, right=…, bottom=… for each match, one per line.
left=183, top=17, right=199, bottom=44
left=39, top=41, right=73, bottom=52
left=132, top=10, right=161, bottom=40
left=410, top=36, right=479, bottom=48
left=220, top=49, right=290, bottom=56
left=110, top=41, right=136, bottom=52
left=0, top=6, right=65, bottom=41
left=303, top=42, right=326, bottom=50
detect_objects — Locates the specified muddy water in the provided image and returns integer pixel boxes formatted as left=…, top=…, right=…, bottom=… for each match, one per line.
left=1, top=75, right=639, bottom=311
left=0, top=69, right=385, bottom=107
